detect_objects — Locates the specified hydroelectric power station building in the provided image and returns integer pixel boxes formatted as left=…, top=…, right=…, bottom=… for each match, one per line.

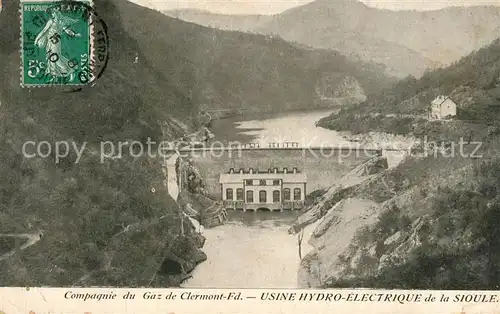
left=219, top=168, right=307, bottom=212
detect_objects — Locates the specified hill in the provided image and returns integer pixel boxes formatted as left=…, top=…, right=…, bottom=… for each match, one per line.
left=164, top=8, right=434, bottom=78
left=166, top=8, right=272, bottom=32
left=120, top=1, right=394, bottom=113
left=164, top=1, right=500, bottom=78
left=290, top=37, right=500, bottom=289
left=318, top=37, right=500, bottom=135
left=0, top=0, right=209, bottom=287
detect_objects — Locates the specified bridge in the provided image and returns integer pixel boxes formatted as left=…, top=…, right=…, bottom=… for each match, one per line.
left=170, top=146, right=385, bottom=153
left=160, top=145, right=412, bottom=161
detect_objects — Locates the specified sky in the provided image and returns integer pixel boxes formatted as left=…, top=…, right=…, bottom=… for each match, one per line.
left=129, top=0, right=500, bottom=15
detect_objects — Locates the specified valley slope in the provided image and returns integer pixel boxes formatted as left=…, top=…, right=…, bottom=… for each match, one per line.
left=294, top=37, right=500, bottom=289
left=318, top=38, right=500, bottom=135
left=121, top=0, right=394, bottom=114
left=165, top=0, right=500, bottom=78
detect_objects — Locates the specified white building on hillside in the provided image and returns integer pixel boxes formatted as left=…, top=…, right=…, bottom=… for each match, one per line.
left=429, top=95, right=457, bottom=120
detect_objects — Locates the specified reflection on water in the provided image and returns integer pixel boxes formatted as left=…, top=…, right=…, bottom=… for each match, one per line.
left=210, top=109, right=345, bottom=146
left=227, top=210, right=298, bottom=227
left=181, top=211, right=316, bottom=288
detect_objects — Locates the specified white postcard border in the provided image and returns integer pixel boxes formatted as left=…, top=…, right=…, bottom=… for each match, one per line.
left=1, top=288, right=500, bottom=314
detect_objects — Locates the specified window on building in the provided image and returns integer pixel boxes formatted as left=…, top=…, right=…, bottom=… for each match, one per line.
left=273, top=180, right=280, bottom=186
left=236, top=188, right=244, bottom=201
left=226, top=188, right=233, bottom=200
left=283, top=188, right=291, bottom=201
left=259, top=190, right=267, bottom=203
left=245, top=179, right=253, bottom=186
left=294, top=188, right=301, bottom=201
left=273, top=190, right=280, bottom=203
left=246, top=190, right=254, bottom=203
left=259, top=179, right=267, bottom=186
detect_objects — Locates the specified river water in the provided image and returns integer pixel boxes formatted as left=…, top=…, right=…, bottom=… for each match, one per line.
left=182, top=211, right=321, bottom=288
left=208, top=108, right=348, bottom=147
left=182, top=109, right=353, bottom=288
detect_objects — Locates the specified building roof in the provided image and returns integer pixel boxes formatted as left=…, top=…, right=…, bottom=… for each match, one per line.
left=219, top=172, right=307, bottom=184
left=431, top=95, right=456, bottom=106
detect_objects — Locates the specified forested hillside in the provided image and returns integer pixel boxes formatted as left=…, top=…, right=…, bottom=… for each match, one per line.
left=0, top=0, right=209, bottom=286
left=296, top=37, right=500, bottom=290
left=318, top=38, right=500, bottom=135
left=116, top=0, right=393, bottom=113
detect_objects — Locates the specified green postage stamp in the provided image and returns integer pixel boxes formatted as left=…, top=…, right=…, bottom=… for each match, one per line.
left=20, top=0, right=93, bottom=86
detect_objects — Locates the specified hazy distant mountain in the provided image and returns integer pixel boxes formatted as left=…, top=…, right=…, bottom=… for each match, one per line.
left=164, top=0, right=500, bottom=78
left=166, top=8, right=272, bottom=32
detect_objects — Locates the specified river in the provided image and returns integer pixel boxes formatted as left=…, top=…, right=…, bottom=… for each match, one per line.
left=182, top=109, right=355, bottom=288
left=208, top=108, right=348, bottom=147
left=182, top=211, right=322, bottom=288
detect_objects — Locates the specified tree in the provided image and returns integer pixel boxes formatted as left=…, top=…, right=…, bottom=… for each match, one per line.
left=297, top=229, right=304, bottom=260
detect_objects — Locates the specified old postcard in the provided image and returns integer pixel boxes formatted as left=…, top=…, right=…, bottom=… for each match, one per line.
left=2, top=0, right=500, bottom=312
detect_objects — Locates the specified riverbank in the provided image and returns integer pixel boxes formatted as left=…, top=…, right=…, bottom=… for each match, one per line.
left=317, top=111, right=490, bottom=144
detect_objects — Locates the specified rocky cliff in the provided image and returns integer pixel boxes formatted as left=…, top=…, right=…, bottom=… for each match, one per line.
left=298, top=197, right=381, bottom=287
left=297, top=136, right=500, bottom=288
left=315, top=75, right=367, bottom=107
left=289, top=156, right=389, bottom=235
left=290, top=155, right=388, bottom=287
